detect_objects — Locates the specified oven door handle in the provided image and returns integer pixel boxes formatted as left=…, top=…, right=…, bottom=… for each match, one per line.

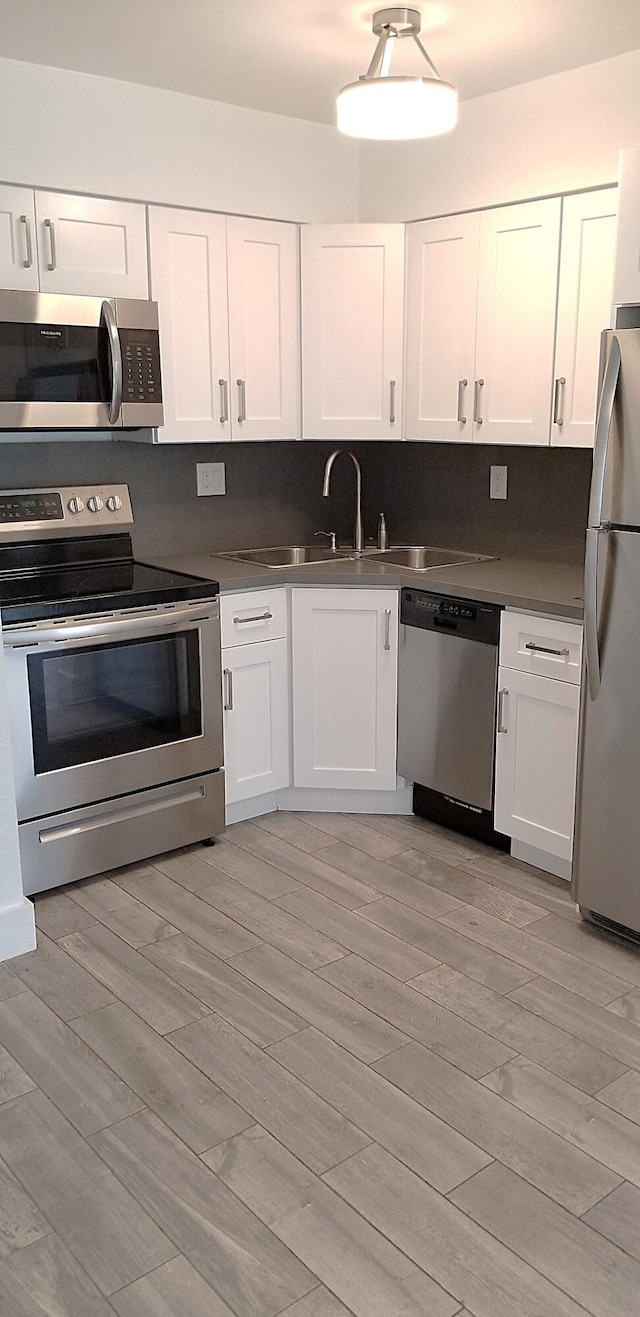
left=2, top=602, right=218, bottom=648
left=101, top=299, right=123, bottom=426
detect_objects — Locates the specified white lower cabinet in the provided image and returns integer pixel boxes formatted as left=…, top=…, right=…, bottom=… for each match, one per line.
left=291, top=587, right=398, bottom=790
left=221, top=590, right=290, bottom=807
left=494, top=611, right=583, bottom=870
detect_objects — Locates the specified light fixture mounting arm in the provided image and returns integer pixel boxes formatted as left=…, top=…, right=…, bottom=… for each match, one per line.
left=365, top=8, right=443, bottom=82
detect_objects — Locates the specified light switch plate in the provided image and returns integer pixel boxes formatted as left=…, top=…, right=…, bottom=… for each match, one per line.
left=490, top=465, right=508, bottom=499
left=197, top=462, right=226, bottom=496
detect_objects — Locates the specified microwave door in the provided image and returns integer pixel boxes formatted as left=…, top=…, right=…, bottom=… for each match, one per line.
left=0, top=304, right=115, bottom=429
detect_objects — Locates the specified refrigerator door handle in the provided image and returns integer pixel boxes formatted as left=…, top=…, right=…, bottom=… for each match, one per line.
left=585, top=527, right=603, bottom=700
left=589, top=334, right=621, bottom=529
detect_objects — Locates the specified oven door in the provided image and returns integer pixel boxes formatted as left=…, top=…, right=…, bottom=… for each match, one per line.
left=3, top=601, right=222, bottom=821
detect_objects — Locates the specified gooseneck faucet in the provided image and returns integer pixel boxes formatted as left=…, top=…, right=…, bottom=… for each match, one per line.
left=322, top=449, right=364, bottom=554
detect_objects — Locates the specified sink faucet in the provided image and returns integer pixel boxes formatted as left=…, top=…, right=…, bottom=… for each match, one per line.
left=322, top=450, right=363, bottom=554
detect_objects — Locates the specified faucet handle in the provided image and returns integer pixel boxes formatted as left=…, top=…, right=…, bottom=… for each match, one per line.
left=314, top=530, right=337, bottom=552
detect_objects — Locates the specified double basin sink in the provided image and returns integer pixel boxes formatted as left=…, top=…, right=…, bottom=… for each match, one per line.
left=218, top=545, right=494, bottom=571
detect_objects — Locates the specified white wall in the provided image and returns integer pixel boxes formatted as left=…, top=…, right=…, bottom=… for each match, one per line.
left=0, top=56, right=359, bottom=222
left=359, top=50, right=640, bottom=221
left=0, top=643, right=35, bottom=960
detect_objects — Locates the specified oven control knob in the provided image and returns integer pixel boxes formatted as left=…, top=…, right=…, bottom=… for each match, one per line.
left=67, top=497, right=84, bottom=515
left=87, top=496, right=104, bottom=513
left=106, top=495, right=123, bottom=512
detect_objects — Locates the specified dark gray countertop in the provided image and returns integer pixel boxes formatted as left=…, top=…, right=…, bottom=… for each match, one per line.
left=149, top=549, right=585, bottom=620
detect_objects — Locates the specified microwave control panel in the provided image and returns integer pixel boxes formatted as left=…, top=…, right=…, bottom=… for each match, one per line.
left=120, top=329, right=162, bottom=404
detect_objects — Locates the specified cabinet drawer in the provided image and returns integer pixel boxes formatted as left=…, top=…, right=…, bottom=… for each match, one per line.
left=500, top=610, right=583, bottom=683
left=221, top=588, right=287, bottom=647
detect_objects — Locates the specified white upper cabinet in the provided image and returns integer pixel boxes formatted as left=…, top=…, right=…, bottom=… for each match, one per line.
left=226, top=217, right=300, bottom=441
left=148, top=207, right=231, bottom=444
left=551, top=188, right=618, bottom=448
left=405, top=212, right=479, bottom=442
left=405, top=198, right=561, bottom=445
left=0, top=185, right=39, bottom=291
left=34, top=192, right=148, bottom=298
left=474, top=198, right=561, bottom=445
left=0, top=186, right=148, bottom=298
left=148, top=208, right=300, bottom=443
left=301, top=224, right=405, bottom=440
left=612, top=145, right=640, bottom=309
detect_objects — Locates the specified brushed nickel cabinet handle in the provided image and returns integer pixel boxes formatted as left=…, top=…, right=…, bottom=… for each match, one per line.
left=473, top=378, right=484, bottom=425
left=383, top=607, right=392, bottom=651
left=44, top=217, right=57, bottom=271
left=19, top=214, right=33, bottom=268
left=525, top=641, right=570, bottom=657
left=237, top=378, right=246, bottom=423
left=497, top=687, right=508, bottom=734
left=389, top=380, right=396, bottom=425
left=233, top=611, right=273, bottom=624
left=219, top=379, right=229, bottom=424
left=553, top=376, right=566, bottom=426
left=457, top=378, right=468, bottom=424
left=223, top=668, right=233, bottom=711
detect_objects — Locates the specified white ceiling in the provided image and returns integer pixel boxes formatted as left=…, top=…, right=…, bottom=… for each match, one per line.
left=1, top=0, right=640, bottom=126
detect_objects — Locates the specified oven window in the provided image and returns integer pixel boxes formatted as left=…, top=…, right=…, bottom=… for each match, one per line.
left=27, top=630, right=201, bottom=774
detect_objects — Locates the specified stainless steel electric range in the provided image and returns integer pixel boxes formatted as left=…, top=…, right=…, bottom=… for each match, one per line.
left=0, top=485, right=224, bottom=895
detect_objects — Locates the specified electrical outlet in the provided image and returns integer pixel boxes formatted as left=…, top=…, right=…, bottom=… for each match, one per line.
left=490, top=465, right=508, bottom=500
left=196, top=462, right=226, bottom=496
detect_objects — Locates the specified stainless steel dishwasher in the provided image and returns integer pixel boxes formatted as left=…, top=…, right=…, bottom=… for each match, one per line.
left=397, top=587, right=509, bottom=848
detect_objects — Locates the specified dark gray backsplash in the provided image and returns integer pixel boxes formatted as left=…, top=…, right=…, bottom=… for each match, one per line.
left=0, top=438, right=591, bottom=564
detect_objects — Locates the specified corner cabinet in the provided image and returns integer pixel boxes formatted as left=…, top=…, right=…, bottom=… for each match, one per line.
left=301, top=224, right=405, bottom=440
left=494, top=611, right=583, bottom=877
left=220, top=589, right=290, bottom=808
left=147, top=207, right=300, bottom=443
left=0, top=184, right=148, bottom=298
left=405, top=199, right=561, bottom=445
left=291, top=588, right=398, bottom=790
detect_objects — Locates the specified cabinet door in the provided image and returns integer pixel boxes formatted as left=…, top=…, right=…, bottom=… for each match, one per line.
left=35, top=192, right=148, bottom=298
left=301, top=225, right=404, bottom=440
left=148, top=207, right=231, bottom=444
left=613, top=146, right=640, bottom=308
left=292, top=588, right=398, bottom=790
left=226, top=217, right=300, bottom=440
left=475, top=199, right=561, bottom=445
left=494, top=666, right=579, bottom=861
left=552, top=188, right=618, bottom=448
left=404, top=213, right=479, bottom=442
left=0, top=185, right=39, bottom=291
left=222, top=638, right=290, bottom=804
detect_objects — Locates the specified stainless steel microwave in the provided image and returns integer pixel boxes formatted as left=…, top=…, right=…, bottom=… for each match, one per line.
left=0, top=291, right=163, bottom=430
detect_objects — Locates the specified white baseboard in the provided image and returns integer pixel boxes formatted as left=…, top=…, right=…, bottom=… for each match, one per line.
left=276, top=784, right=414, bottom=814
left=0, top=897, right=36, bottom=962
left=511, top=839, right=572, bottom=882
left=225, top=791, right=280, bottom=825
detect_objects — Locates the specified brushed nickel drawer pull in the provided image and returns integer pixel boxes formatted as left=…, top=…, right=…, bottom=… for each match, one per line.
left=553, top=376, right=566, bottom=426
left=383, top=607, right=392, bottom=651
left=233, top=611, right=273, bottom=624
left=223, top=668, right=233, bottom=710
left=525, top=641, right=570, bottom=657
left=389, top=379, right=396, bottom=425
left=473, top=378, right=484, bottom=425
left=219, top=379, right=229, bottom=424
left=237, top=378, right=246, bottom=423
left=44, top=217, right=57, bottom=271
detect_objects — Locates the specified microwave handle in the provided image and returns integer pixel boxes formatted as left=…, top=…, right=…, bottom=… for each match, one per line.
left=101, top=300, right=123, bottom=425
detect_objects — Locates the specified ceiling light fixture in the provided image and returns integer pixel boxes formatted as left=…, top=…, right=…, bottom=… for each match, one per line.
left=337, top=7, right=457, bottom=141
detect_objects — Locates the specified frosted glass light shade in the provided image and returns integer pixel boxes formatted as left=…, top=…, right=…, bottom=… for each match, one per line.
left=337, top=75, right=457, bottom=140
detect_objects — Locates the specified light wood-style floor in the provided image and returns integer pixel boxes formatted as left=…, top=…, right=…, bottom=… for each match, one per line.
left=2, top=810, right=640, bottom=1316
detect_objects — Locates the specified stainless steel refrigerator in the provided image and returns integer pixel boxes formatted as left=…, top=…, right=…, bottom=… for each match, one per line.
left=573, top=328, right=640, bottom=936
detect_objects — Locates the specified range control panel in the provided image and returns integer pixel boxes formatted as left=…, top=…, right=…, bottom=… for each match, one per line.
left=0, top=485, right=134, bottom=538
left=121, top=329, right=162, bottom=404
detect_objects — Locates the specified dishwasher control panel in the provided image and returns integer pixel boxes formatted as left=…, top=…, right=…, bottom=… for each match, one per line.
left=401, top=588, right=501, bottom=645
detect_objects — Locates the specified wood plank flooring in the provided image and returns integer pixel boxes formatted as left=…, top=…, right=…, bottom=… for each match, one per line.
left=3, top=809, right=640, bottom=1315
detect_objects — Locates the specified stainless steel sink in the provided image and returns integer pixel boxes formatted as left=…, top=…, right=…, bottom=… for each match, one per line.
left=364, top=546, right=495, bottom=570
left=216, top=545, right=355, bottom=568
